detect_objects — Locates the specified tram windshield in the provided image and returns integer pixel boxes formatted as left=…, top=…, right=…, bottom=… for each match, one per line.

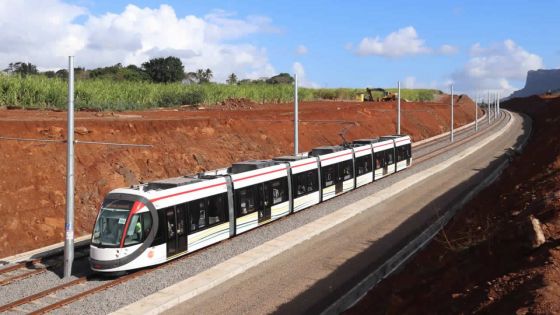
left=91, top=199, right=134, bottom=247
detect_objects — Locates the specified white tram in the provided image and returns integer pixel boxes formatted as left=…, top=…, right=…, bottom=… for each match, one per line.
left=90, top=135, right=412, bottom=272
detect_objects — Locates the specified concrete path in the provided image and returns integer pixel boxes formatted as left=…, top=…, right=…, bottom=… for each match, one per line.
left=114, top=111, right=526, bottom=315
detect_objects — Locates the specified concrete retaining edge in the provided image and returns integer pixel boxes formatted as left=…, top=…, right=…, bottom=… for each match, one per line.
left=322, top=110, right=531, bottom=314
left=0, top=235, right=91, bottom=265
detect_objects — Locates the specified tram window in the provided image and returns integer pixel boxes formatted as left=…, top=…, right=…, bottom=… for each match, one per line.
left=123, top=212, right=153, bottom=246
left=321, top=165, right=336, bottom=187
left=207, top=193, right=228, bottom=226
left=293, top=169, right=319, bottom=197
left=153, top=209, right=166, bottom=246
left=406, top=144, right=412, bottom=158
left=396, top=146, right=404, bottom=162
left=355, top=155, right=372, bottom=175
left=396, top=145, right=410, bottom=161
left=176, top=204, right=187, bottom=236
left=166, top=209, right=176, bottom=239
left=374, top=152, right=385, bottom=169
left=189, top=199, right=207, bottom=232
left=235, top=185, right=258, bottom=216
left=385, top=149, right=395, bottom=165
left=269, top=178, right=288, bottom=205
left=341, top=160, right=353, bottom=180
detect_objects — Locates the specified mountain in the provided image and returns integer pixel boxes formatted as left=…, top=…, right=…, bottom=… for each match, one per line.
left=508, top=69, right=560, bottom=99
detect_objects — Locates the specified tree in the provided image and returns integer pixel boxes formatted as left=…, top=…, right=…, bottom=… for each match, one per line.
left=266, top=73, right=294, bottom=84
left=142, top=56, right=185, bottom=83
left=4, top=62, right=38, bottom=76
left=226, top=73, right=238, bottom=85
left=184, top=71, right=198, bottom=84
left=123, top=65, right=150, bottom=81
left=55, top=69, right=68, bottom=79
left=185, top=68, right=214, bottom=84
left=43, top=70, right=56, bottom=78
left=195, top=68, right=213, bottom=84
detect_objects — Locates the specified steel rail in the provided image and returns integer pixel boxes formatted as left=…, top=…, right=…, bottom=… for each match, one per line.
left=0, top=259, right=41, bottom=276
left=414, top=111, right=508, bottom=164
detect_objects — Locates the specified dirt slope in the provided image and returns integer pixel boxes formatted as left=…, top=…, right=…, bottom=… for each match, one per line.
left=0, top=97, right=477, bottom=258
left=346, top=95, right=560, bottom=315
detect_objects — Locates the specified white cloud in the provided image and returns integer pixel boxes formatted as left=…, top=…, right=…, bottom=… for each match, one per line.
left=451, top=39, right=543, bottom=96
left=439, top=44, right=459, bottom=55
left=355, top=26, right=431, bottom=57
left=0, top=0, right=87, bottom=67
left=0, top=1, right=277, bottom=82
left=292, top=62, right=319, bottom=88
left=296, top=45, right=308, bottom=55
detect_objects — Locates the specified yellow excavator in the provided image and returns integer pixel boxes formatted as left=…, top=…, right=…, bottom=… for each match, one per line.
left=364, top=88, right=397, bottom=102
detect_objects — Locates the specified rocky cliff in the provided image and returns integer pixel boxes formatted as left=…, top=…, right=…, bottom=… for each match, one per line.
left=508, top=69, right=560, bottom=99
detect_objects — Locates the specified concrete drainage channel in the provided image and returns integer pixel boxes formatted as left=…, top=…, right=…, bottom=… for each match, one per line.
left=322, top=112, right=532, bottom=315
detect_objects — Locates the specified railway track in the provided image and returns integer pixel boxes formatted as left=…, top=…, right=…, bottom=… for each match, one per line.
left=0, top=260, right=45, bottom=287
left=414, top=111, right=508, bottom=164
left=0, top=245, right=91, bottom=289
left=0, top=111, right=506, bottom=314
left=413, top=111, right=493, bottom=155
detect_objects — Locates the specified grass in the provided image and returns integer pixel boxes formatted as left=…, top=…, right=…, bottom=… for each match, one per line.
left=0, top=75, right=441, bottom=111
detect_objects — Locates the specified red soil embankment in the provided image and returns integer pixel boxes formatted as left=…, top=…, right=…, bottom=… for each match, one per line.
left=346, top=95, right=560, bottom=315
left=0, top=97, right=477, bottom=258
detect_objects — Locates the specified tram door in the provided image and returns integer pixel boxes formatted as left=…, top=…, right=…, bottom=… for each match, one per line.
left=175, top=205, right=188, bottom=253
left=258, top=183, right=272, bottom=223
left=335, top=162, right=343, bottom=194
left=165, top=208, right=177, bottom=257
left=165, top=206, right=188, bottom=257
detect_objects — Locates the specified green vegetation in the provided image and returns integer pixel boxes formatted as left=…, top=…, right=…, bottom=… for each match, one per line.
left=0, top=57, right=441, bottom=110
left=142, top=56, right=185, bottom=83
left=386, top=88, right=440, bottom=102
left=0, top=75, right=441, bottom=110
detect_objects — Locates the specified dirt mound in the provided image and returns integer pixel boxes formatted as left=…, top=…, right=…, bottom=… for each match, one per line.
left=346, top=95, right=560, bottom=315
left=0, top=97, right=479, bottom=258
left=218, top=98, right=257, bottom=110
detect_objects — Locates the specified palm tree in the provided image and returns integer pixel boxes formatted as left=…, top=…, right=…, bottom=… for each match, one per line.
left=194, top=68, right=213, bottom=83
left=204, top=68, right=213, bottom=82
left=226, top=73, right=238, bottom=85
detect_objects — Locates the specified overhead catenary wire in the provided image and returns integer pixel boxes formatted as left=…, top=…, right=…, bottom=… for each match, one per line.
left=74, top=140, right=152, bottom=147
left=0, top=136, right=66, bottom=143
left=0, top=136, right=152, bottom=147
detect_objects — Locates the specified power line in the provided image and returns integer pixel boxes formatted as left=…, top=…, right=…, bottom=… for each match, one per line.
left=0, top=136, right=152, bottom=147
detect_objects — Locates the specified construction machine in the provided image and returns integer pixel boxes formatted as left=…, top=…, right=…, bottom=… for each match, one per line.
left=364, top=88, right=397, bottom=102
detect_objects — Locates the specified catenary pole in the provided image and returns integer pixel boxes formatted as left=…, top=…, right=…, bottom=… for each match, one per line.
left=294, top=73, right=299, bottom=156
left=496, top=92, right=499, bottom=117
left=491, top=92, right=494, bottom=118
left=490, top=92, right=493, bottom=123
left=475, top=93, right=478, bottom=132
left=64, top=56, right=75, bottom=278
left=487, top=91, right=491, bottom=124
left=397, top=81, right=401, bottom=134
left=494, top=92, right=498, bottom=120
left=497, top=92, right=500, bottom=116
left=450, top=84, right=454, bottom=142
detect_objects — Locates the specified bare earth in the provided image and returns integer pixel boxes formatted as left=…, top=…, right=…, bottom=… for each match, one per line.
left=346, top=95, right=560, bottom=315
left=0, top=97, right=477, bottom=258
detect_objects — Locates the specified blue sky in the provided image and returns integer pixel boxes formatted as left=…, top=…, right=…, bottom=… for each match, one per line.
left=1, top=0, right=559, bottom=95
